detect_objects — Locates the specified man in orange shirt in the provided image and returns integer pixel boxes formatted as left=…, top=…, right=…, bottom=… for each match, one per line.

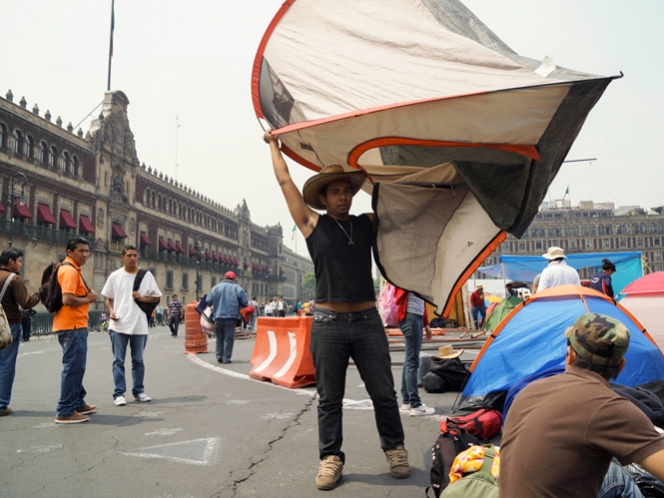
left=54, top=237, right=98, bottom=424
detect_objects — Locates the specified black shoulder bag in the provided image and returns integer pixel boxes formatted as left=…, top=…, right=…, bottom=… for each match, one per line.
left=133, top=269, right=160, bottom=318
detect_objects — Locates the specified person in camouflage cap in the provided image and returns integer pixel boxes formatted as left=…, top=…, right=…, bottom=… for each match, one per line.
left=564, top=312, right=630, bottom=368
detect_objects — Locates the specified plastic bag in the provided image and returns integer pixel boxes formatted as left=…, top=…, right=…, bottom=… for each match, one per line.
left=378, top=283, right=399, bottom=326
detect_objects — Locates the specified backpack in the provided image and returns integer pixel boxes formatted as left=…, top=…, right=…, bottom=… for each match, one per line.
left=0, top=273, right=17, bottom=350
left=133, top=269, right=160, bottom=318
left=440, top=408, right=502, bottom=440
left=423, top=357, right=470, bottom=393
left=440, top=445, right=499, bottom=498
left=425, top=429, right=480, bottom=497
left=378, top=282, right=399, bottom=326
left=40, top=262, right=90, bottom=313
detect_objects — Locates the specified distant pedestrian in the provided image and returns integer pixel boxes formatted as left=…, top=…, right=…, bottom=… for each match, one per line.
left=248, top=296, right=260, bottom=331
left=469, top=285, right=486, bottom=329
left=155, top=304, right=165, bottom=325
left=54, top=237, right=98, bottom=424
left=277, top=296, right=288, bottom=317
left=207, top=271, right=248, bottom=364
left=102, top=246, right=161, bottom=406
left=538, top=247, right=581, bottom=292
left=168, top=294, right=184, bottom=337
left=265, top=297, right=277, bottom=317
left=0, top=248, right=40, bottom=417
left=590, top=259, right=616, bottom=299
left=21, top=309, right=36, bottom=342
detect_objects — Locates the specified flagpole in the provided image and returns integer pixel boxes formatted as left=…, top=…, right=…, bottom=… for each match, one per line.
left=107, top=0, right=115, bottom=91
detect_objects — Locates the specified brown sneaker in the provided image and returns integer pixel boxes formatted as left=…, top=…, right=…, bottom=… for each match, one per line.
left=77, top=404, right=97, bottom=415
left=385, top=445, right=410, bottom=479
left=315, top=455, right=343, bottom=490
left=0, top=407, right=13, bottom=417
left=55, top=413, right=90, bottom=424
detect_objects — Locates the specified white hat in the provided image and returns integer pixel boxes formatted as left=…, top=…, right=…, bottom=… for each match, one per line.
left=542, top=246, right=567, bottom=260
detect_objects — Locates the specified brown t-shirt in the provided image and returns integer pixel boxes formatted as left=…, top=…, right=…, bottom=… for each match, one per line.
left=0, top=267, right=40, bottom=323
left=500, top=365, right=664, bottom=498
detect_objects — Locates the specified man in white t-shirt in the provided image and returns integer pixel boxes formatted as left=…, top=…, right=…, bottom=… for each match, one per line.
left=101, top=246, right=162, bottom=406
left=538, top=246, right=581, bottom=292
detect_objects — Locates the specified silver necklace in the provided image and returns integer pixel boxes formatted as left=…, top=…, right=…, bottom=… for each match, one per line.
left=332, top=217, right=354, bottom=245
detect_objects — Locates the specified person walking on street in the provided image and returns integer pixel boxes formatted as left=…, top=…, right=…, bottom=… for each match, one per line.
left=277, top=296, right=288, bottom=317
left=207, top=271, right=248, bottom=364
left=21, top=309, right=36, bottom=342
left=101, top=246, right=162, bottom=406
left=155, top=304, right=165, bottom=326
left=248, top=296, right=260, bottom=331
left=265, top=132, right=409, bottom=491
left=54, top=237, right=98, bottom=424
left=0, top=248, right=40, bottom=417
left=168, top=294, right=183, bottom=337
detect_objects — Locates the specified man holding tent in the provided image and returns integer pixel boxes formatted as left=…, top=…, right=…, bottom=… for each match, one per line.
left=264, top=132, right=409, bottom=491
left=500, top=313, right=664, bottom=497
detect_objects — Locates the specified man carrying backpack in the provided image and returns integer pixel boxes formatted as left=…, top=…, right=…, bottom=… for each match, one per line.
left=0, top=248, right=40, bottom=417
left=53, top=237, right=99, bottom=424
left=101, top=246, right=161, bottom=406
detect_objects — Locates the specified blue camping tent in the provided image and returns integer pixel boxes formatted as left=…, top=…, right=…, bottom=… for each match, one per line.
left=478, top=252, right=642, bottom=295
left=454, top=284, right=664, bottom=412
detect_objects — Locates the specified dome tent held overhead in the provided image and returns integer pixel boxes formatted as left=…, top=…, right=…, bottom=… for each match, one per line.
left=253, top=0, right=619, bottom=315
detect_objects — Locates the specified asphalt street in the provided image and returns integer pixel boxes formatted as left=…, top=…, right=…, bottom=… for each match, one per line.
left=1, top=324, right=462, bottom=498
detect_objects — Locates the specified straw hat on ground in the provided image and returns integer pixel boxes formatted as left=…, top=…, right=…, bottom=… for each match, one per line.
left=436, top=345, right=464, bottom=359
left=542, top=246, right=567, bottom=260
left=302, top=165, right=366, bottom=210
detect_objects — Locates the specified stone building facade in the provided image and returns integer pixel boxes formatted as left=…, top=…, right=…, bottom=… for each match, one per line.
left=482, top=204, right=664, bottom=278
left=0, top=89, right=312, bottom=309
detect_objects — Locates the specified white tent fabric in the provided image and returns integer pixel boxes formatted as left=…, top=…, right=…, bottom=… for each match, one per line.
left=253, top=0, right=618, bottom=315
left=620, top=296, right=664, bottom=351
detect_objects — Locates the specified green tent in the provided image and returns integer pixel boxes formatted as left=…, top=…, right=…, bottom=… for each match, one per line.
left=482, top=296, right=523, bottom=332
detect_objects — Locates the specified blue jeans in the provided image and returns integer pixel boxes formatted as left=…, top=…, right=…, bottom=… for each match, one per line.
left=0, top=323, right=22, bottom=410
left=310, top=306, right=404, bottom=463
left=249, top=313, right=257, bottom=331
left=471, top=305, right=486, bottom=328
left=215, top=320, right=236, bottom=362
left=56, top=328, right=88, bottom=417
left=400, top=313, right=424, bottom=408
left=110, top=331, right=148, bottom=399
left=598, top=460, right=644, bottom=498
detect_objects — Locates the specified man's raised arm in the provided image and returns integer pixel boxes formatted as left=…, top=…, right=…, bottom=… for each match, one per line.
left=264, top=132, right=318, bottom=238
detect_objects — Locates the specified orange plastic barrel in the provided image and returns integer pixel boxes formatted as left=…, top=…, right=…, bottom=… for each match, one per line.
left=183, top=302, right=208, bottom=353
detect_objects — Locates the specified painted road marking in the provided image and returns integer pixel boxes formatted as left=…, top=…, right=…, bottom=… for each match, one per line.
left=33, top=422, right=57, bottom=429
left=260, top=412, right=294, bottom=420
left=17, top=445, right=62, bottom=454
left=121, top=437, right=221, bottom=466
left=133, top=411, right=162, bottom=418
left=145, top=428, right=184, bottom=436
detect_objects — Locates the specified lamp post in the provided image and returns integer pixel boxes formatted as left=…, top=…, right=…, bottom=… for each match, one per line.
left=2, top=172, right=27, bottom=248
left=194, top=235, right=203, bottom=301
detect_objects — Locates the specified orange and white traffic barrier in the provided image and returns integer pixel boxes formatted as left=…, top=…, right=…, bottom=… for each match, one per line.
left=184, top=302, right=209, bottom=354
left=249, top=316, right=315, bottom=388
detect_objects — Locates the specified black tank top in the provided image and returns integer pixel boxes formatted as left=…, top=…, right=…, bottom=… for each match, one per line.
left=305, top=214, right=376, bottom=303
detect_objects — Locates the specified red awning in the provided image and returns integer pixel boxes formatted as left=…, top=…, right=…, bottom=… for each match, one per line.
left=12, top=200, right=32, bottom=219
left=37, top=203, right=56, bottom=224
left=140, top=232, right=152, bottom=247
left=175, top=242, right=185, bottom=254
left=211, top=253, right=219, bottom=262
left=112, top=222, right=127, bottom=239
left=167, top=240, right=177, bottom=252
left=223, top=255, right=230, bottom=265
left=79, top=214, right=95, bottom=234
left=59, top=210, right=77, bottom=229
left=232, top=257, right=238, bottom=266
left=158, top=237, right=168, bottom=251
left=189, top=245, right=195, bottom=257
left=204, top=249, right=211, bottom=261
left=0, top=203, right=5, bottom=213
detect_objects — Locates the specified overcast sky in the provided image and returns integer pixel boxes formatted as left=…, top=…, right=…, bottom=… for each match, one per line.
left=2, top=0, right=663, bottom=257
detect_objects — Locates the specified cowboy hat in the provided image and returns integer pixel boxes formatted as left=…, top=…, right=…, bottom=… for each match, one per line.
left=542, top=246, right=567, bottom=260
left=302, top=165, right=366, bottom=210
left=436, top=345, right=464, bottom=359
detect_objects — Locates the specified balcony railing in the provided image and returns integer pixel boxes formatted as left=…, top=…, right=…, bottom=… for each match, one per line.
left=0, top=219, right=95, bottom=247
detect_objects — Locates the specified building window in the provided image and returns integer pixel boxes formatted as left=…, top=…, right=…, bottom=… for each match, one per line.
left=641, top=223, right=646, bottom=234
left=63, top=151, right=71, bottom=174
left=72, top=155, right=79, bottom=176
left=197, top=275, right=203, bottom=293
left=12, top=129, right=22, bottom=154
left=615, top=224, right=622, bottom=234
left=211, top=276, right=217, bottom=287
left=166, top=270, right=174, bottom=290
left=656, top=223, right=663, bottom=234
left=547, top=227, right=555, bottom=237
left=0, top=123, right=7, bottom=148
left=572, top=226, right=579, bottom=236
left=39, top=141, right=47, bottom=163
left=632, top=223, right=639, bottom=234
left=606, top=224, right=612, bottom=235
left=182, top=272, right=189, bottom=291
left=25, top=135, right=34, bottom=158
left=620, top=237, right=627, bottom=247
left=655, top=237, right=661, bottom=246
left=49, top=145, right=58, bottom=167
left=598, top=224, right=605, bottom=235
left=585, top=238, right=593, bottom=249
left=603, top=238, right=610, bottom=248
left=564, top=225, right=571, bottom=236
left=637, top=237, right=644, bottom=247
left=655, top=252, right=662, bottom=262
left=535, top=241, right=542, bottom=250
left=569, top=239, right=576, bottom=249
left=649, top=223, right=656, bottom=234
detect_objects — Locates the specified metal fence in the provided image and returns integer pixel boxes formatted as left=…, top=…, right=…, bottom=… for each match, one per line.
left=30, top=310, right=107, bottom=337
